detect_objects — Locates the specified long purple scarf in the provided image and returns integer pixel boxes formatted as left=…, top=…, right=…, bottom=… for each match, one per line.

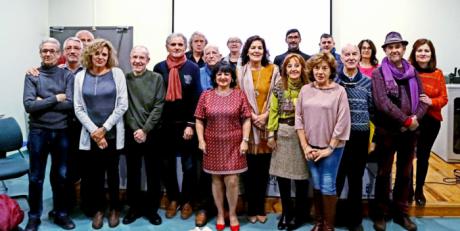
left=381, top=57, right=419, bottom=113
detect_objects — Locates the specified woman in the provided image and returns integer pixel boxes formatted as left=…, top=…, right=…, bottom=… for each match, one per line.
left=267, top=53, right=310, bottom=230
left=153, top=33, right=202, bottom=220
left=358, top=39, right=379, bottom=77
left=195, top=62, right=252, bottom=231
left=74, top=39, right=128, bottom=229
left=237, top=35, right=280, bottom=224
left=408, top=39, right=448, bottom=206
left=295, top=52, right=351, bottom=231
left=223, top=36, right=243, bottom=69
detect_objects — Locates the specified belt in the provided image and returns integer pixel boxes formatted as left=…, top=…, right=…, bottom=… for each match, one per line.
left=279, top=117, right=294, bottom=126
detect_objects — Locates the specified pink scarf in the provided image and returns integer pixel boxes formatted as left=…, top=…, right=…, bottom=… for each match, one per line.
left=165, top=54, right=187, bottom=101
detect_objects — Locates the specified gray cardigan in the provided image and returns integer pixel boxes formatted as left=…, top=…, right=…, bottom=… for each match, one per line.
left=74, top=67, right=128, bottom=150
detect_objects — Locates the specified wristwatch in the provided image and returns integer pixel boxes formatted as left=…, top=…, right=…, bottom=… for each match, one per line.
left=243, top=137, right=249, bottom=142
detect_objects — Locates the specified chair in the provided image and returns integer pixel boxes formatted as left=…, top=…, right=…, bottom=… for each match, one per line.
left=0, top=117, right=29, bottom=198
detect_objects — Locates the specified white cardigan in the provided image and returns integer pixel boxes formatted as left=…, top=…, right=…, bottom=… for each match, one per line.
left=74, top=67, right=128, bottom=150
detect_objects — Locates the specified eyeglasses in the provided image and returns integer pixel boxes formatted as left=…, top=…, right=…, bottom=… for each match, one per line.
left=228, top=40, right=241, bottom=44
left=40, top=49, right=58, bottom=54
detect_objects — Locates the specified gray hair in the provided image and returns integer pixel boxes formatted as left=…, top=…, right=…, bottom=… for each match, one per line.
left=166, top=33, right=188, bottom=50
left=39, top=37, right=61, bottom=52
left=63, top=37, right=83, bottom=50
left=203, top=44, right=220, bottom=54
left=75, top=30, right=95, bottom=40
left=131, top=45, right=150, bottom=58
left=188, top=31, right=208, bottom=51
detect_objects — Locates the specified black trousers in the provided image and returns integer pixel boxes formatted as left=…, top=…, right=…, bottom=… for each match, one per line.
left=125, top=129, right=162, bottom=213
left=412, top=115, right=441, bottom=191
left=277, top=177, right=309, bottom=220
left=80, top=139, right=120, bottom=215
left=336, top=130, right=369, bottom=226
left=244, top=154, right=271, bottom=216
left=159, top=122, right=196, bottom=205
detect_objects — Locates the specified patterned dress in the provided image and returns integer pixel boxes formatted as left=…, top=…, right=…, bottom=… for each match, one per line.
left=195, top=89, right=252, bottom=174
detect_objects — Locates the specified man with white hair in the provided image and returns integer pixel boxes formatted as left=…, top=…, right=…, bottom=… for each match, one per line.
left=23, top=38, right=76, bottom=231
left=123, top=46, right=165, bottom=226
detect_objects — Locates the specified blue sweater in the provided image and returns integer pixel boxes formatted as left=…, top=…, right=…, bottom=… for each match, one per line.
left=335, top=70, right=374, bottom=131
left=23, top=65, right=74, bottom=129
left=153, top=60, right=202, bottom=124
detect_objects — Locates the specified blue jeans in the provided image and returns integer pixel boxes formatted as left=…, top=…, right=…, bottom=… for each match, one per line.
left=308, top=147, right=344, bottom=195
left=27, top=128, right=70, bottom=219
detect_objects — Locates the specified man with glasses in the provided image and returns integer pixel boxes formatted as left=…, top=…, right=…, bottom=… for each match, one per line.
left=23, top=38, right=76, bottom=231
left=274, top=29, right=311, bottom=68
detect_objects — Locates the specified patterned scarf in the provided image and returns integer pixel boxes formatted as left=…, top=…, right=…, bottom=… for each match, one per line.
left=381, top=57, right=419, bottom=113
left=165, top=54, right=187, bottom=101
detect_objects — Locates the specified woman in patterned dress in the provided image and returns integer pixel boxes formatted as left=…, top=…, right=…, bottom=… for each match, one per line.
left=267, top=53, right=310, bottom=230
left=195, top=62, right=252, bottom=231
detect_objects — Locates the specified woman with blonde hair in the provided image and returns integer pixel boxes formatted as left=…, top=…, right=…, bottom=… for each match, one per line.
left=74, top=38, right=128, bottom=229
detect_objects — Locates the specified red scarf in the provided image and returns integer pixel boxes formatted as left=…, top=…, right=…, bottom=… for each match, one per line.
left=165, top=54, right=187, bottom=101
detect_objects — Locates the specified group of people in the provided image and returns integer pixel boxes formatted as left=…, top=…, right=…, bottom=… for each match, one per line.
left=22, top=28, right=447, bottom=231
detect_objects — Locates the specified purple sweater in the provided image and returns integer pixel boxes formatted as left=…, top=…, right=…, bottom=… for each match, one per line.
left=371, top=67, right=428, bottom=131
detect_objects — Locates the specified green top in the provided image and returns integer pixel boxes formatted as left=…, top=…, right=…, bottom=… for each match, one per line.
left=124, top=70, right=165, bottom=133
left=267, top=84, right=300, bottom=132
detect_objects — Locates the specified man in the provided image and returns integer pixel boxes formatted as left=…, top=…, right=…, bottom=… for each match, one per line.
left=186, top=31, right=207, bottom=68
left=200, top=44, right=222, bottom=90
left=319, top=33, right=342, bottom=68
left=123, top=46, right=165, bottom=226
left=153, top=33, right=202, bottom=221
left=372, top=32, right=428, bottom=231
left=23, top=38, right=76, bottom=231
left=75, top=29, right=95, bottom=48
left=334, top=44, right=373, bottom=231
left=274, top=29, right=310, bottom=68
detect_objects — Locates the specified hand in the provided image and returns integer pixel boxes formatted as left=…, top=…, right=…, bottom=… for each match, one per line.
left=419, top=94, right=432, bottom=105
left=56, top=93, right=66, bottom=102
left=303, top=145, right=317, bottom=160
left=183, top=126, right=194, bottom=140
left=97, top=138, right=108, bottom=149
left=133, top=129, right=147, bottom=143
left=313, top=148, right=333, bottom=162
left=36, top=96, right=43, bottom=101
left=26, top=67, right=40, bottom=77
left=408, top=115, right=419, bottom=131
left=240, top=141, right=248, bottom=155
left=267, top=137, right=277, bottom=149
left=255, top=112, right=269, bottom=128
left=199, top=140, right=207, bottom=154
left=368, top=142, right=376, bottom=154
left=91, top=127, right=106, bottom=142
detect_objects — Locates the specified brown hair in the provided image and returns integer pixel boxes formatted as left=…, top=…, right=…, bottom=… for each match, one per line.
left=280, top=53, right=309, bottom=89
left=408, top=38, right=437, bottom=72
left=306, top=52, right=337, bottom=82
left=81, top=38, right=118, bottom=70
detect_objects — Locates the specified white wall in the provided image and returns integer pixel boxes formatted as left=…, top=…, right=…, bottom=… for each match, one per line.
left=0, top=0, right=49, bottom=134
left=49, top=0, right=172, bottom=69
left=333, top=0, right=460, bottom=74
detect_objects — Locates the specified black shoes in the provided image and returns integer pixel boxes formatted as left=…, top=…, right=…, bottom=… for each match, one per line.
left=146, top=212, right=162, bottom=225
left=24, top=219, right=41, bottom=231
left=394, top=215, right=417, bottom=231
left=122, top=210, right=142, bottom=225
left=277, top=214, right=287, bottom=230
left=373, top=217, right=386, bottom=231
left=349, top=224, right=364, bottom=231
left=54, top=215, right=76, bottom=230
left=414, top=191, right=426, bottom=207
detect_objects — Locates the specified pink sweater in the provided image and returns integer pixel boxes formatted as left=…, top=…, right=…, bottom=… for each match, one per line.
left=295, top=83, right=351, bottom=148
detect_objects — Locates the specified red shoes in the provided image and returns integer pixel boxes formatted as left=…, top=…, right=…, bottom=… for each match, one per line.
left=230, top=224, right=240, bottom=231
left=216, top=223, right=225, bottom=231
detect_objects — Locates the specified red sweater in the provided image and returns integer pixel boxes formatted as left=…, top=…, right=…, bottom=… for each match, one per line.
left=419, top=69, right=448, bottom=121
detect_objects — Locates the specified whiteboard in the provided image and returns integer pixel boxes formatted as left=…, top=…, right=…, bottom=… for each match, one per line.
left=174, top=0, right=331, bottom=60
